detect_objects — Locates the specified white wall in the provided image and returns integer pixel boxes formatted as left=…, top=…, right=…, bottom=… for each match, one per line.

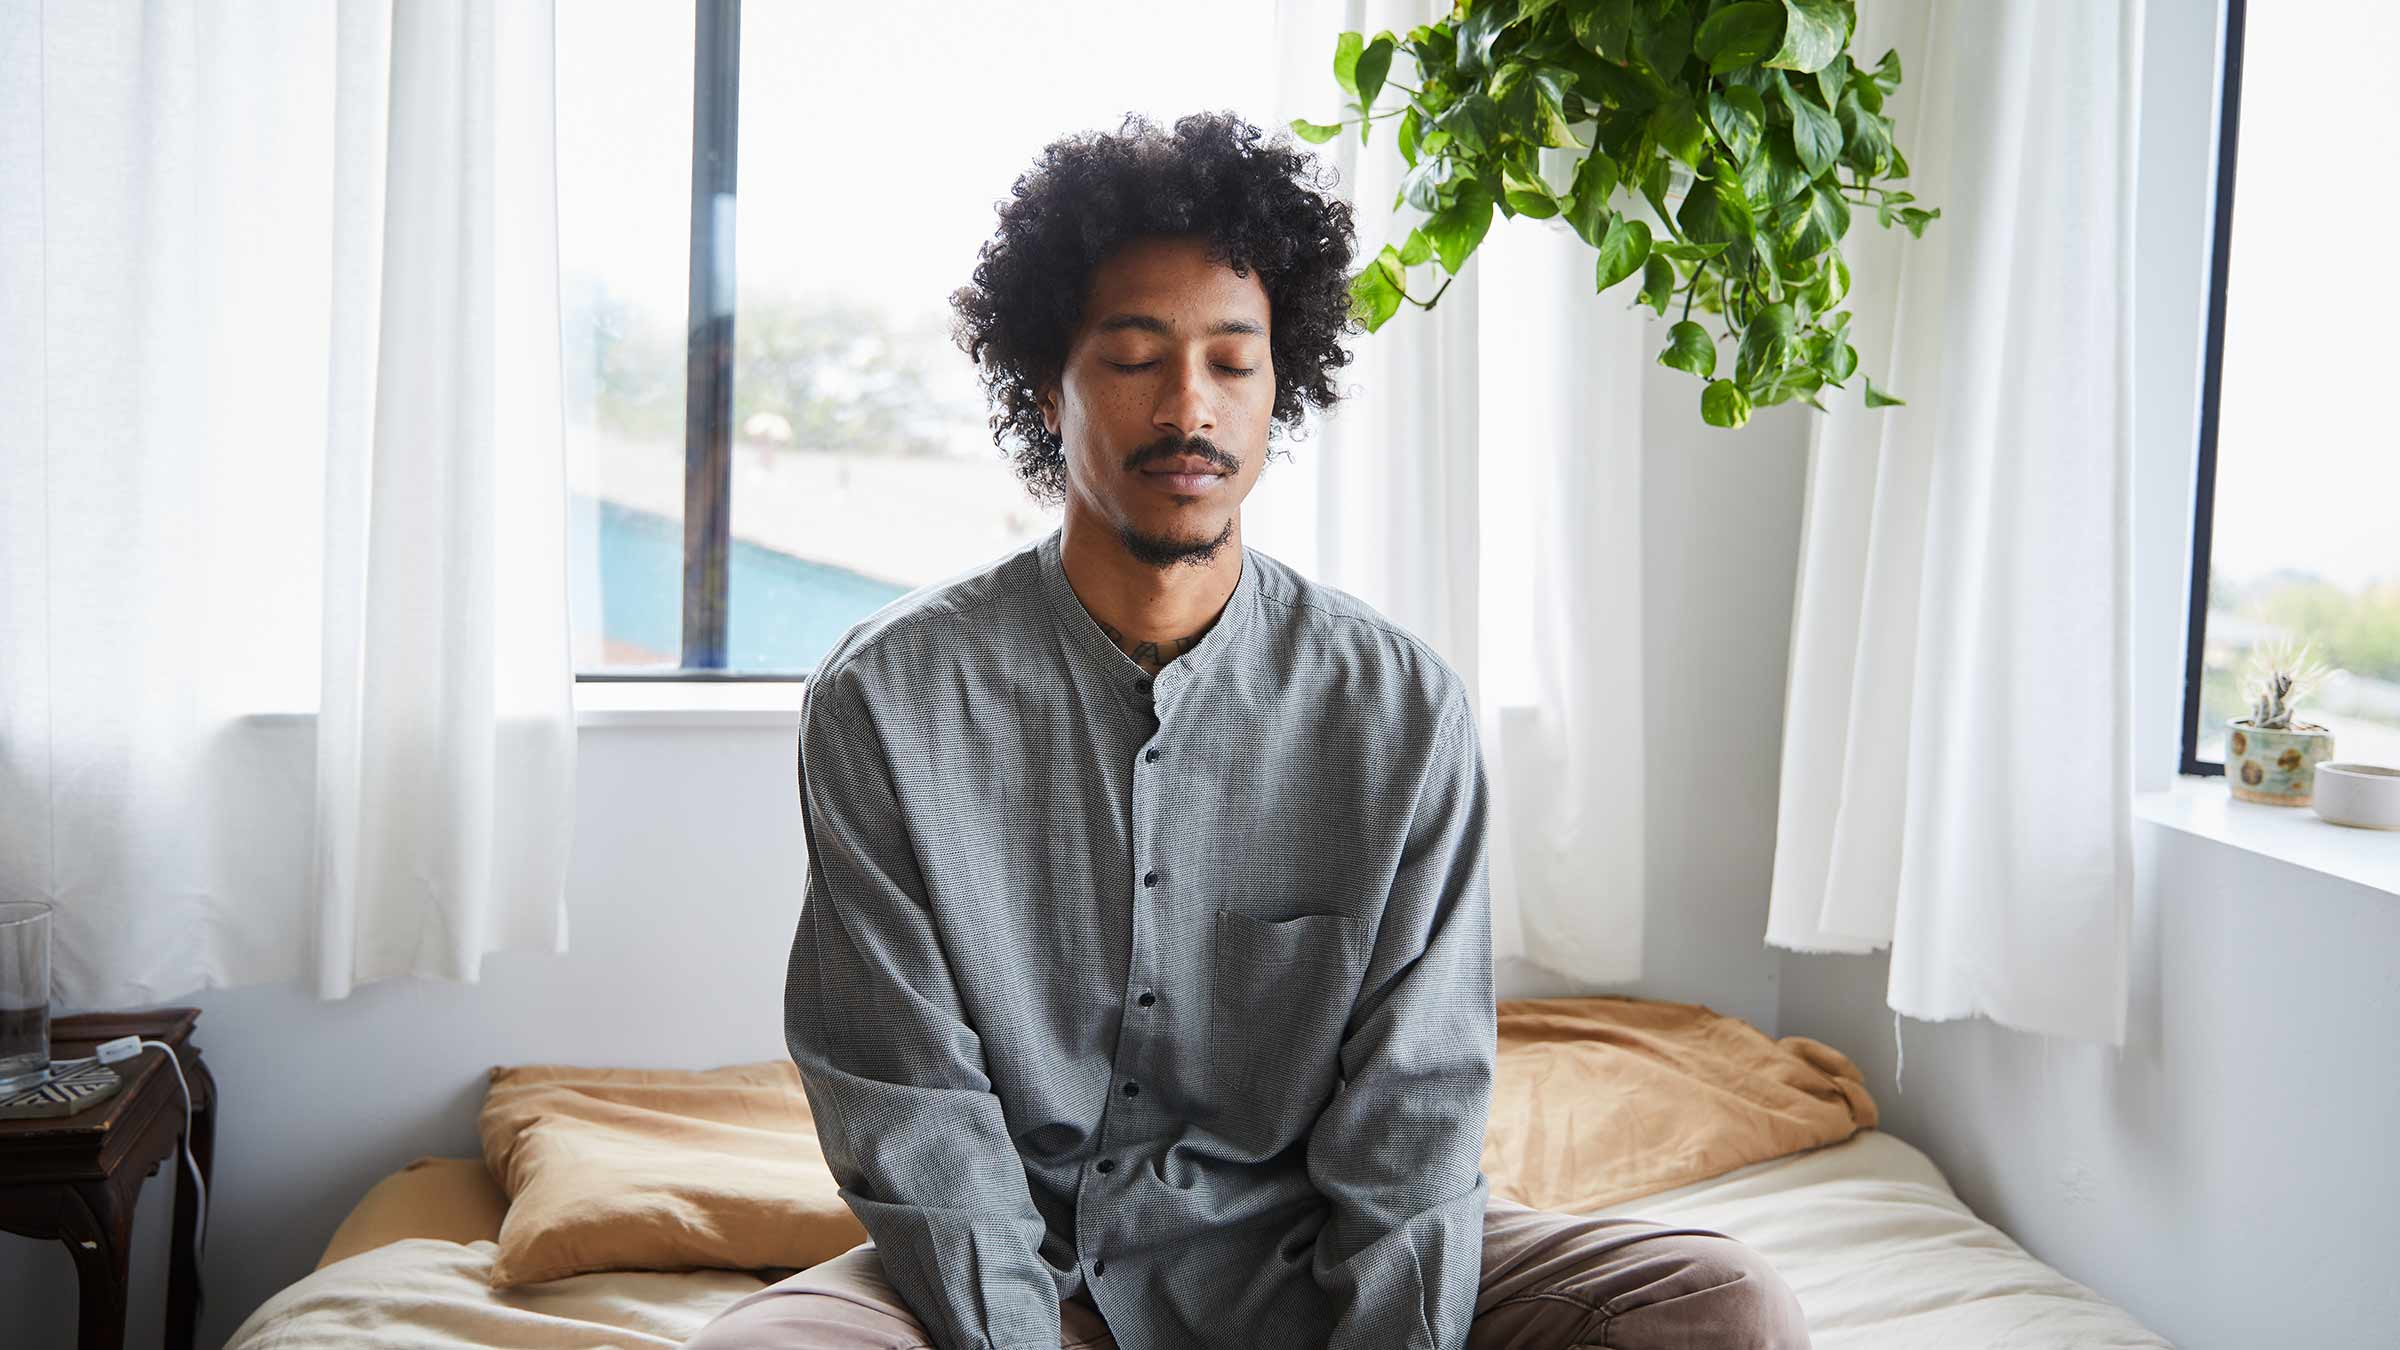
left=1773, top=3, right=2400, bottom=1347
left=0, top=384, right=1813, bottom=1346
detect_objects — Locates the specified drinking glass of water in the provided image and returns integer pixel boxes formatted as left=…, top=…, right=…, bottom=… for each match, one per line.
left=0, top=900, right=53, bottom=1094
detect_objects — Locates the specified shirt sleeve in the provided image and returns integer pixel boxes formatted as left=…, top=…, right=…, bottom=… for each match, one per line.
left=1306, top=686, right=1498, bottom=1350
left=784, top=660, right=1067, bottom=1350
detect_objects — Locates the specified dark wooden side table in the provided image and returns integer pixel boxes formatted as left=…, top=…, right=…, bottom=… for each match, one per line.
left=0, top=1007, right=218, bottom=1350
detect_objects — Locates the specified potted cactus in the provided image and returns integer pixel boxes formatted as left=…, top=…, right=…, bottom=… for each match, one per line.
left=2226, top=638, right=2336, bottom=806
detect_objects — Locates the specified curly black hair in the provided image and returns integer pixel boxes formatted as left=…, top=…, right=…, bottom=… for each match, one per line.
left=949, top=110, right=1361, bottom=506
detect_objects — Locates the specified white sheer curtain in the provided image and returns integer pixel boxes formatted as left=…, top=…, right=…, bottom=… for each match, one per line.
left=0, top=0, right=577, bottom=1008
left=1764, top=0, right=2143, bottom=1047
left=1265, top=0, right=1646, bottom=986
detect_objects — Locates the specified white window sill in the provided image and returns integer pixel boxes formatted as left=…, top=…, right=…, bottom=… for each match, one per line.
left=2134, top=774, right=2399, bottom=897
left=573, top=680, right=806, bottom=729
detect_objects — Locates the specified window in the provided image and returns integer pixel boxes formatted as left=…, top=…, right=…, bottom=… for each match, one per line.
left=557, top=0, right=1281, bottom=679
left=2181, top=0, right=2400, bottom=774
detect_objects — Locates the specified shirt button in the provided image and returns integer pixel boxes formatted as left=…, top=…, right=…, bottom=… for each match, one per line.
left=1135, top=680, right=1150, bottom=695
left=1143, top=870, right=1158, bottom=887
left=1122, top=1081, right=1139, bottom=1097
left=1094, top=1259, right=1106, bottom=1277
left=1096, top=1158, right=1114, bottom=1173
left=1144, top=747, right=1159, bottom=762
left=1137, top=991, right=1156, bottom=1007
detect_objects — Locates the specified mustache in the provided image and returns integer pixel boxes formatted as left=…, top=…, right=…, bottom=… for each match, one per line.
left=1126, top=436, right=1238, bottom=475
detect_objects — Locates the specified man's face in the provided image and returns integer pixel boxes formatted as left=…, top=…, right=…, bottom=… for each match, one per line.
left=1040, top=233, right=1276, bottom=570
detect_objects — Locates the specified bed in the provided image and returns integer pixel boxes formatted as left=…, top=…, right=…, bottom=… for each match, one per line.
left=224, top=998, right=2173, bottom=1349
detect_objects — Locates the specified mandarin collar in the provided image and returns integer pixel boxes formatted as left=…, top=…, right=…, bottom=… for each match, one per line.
left=1035, top=526, right=1260, bottom=713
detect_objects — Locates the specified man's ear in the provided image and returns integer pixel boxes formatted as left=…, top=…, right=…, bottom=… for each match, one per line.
left=1038, top=380, right=1059, bottom=438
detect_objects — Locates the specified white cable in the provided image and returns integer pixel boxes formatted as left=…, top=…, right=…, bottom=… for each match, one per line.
left=139, top=1041, right=208, bottom=1272
left=90, top=1037, right=208, bottom=1272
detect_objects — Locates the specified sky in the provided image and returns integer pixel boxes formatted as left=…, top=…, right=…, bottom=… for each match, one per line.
left=555, top=0, right=1283, bottom=321
left=2208, top=0, right=2398, bottom=591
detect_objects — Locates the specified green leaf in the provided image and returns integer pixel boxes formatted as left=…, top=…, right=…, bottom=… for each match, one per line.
left=1373, top=243, right=1409, bottom=292
left=1458, top=0, right=1521, bottom=75
left=1290, top=118, right=1343, bottom=145
left=1350, top=261, right=1403, bottom=331
left=1675, top=167, right=1755, bottom=255
left=1398, top=227, right=1433, bottom=267
left=1594, top=215, right=1653, bottom=292
left=1702, top=378, right=1753, bottom=427
left=1648, top=95, right=1709, bottom=169
left=1636, top=7, right=1694, bottom=81
left=1814, top=54, right=1850, bottom=111
left=1424, top=181, right=1495, bottom=273
left=1735, top=300, right=1799, bottom=383
left=1897, top=205, right=1940, bottom=238
left=1863, top=374, right=1904, bottom=407
left=1868, top=47, right=1903, bottom=95
left=1738, top=129, right=1814, bottom=206
left=1334, top=31, right=1364, bottom=97
left=1839, top=96, right=1895, bottom=176
left=1781, top=79, right=1842, bottom=177
left=1693, top=2, right=1785, bottom=74
left=1653, top=239, right=1730, bottom=262
left=1505, top=187, right=1561, bottom=219
left=1434, top=92, right=1501, bottom=154
left=1707, top=85, right=1766, bottom=161
left=1398, top=155, right=1456, bottom=212
left=1826, top=338, right=1858, bottom=383
left=1564, top=153, right=1621, bottom=247
left=1779, top=183, right=1851, bottom=262
left=1804, top=253, right=1850, bottom=311
left=1571, top=151, right=1620, bottom=216
left=1660, top=320, right=1717, bottom=377
left=1398, top=107, right=1421, bottom=166
left=1357, top=36, right=1395, bottom=109
left=1756, top=365, right=1825, bottom=408
left=1638, top=255, right=1676, bottom=314
left=1767, top=0, right=1847, bottom=74
left=1570, top=0, right=1637, bottom=62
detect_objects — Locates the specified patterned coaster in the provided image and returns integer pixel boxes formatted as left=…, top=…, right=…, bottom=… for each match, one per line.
left=0, top=1060, right=127, bottom=1120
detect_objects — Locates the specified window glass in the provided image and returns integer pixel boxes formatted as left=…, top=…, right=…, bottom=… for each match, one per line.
left=2199, top=0, right=2400, bottom=767
left=558, top=0, right=698, bottom=671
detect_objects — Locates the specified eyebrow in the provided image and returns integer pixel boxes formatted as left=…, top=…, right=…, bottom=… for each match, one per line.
left=1092, top=312, right=1267, bottom=338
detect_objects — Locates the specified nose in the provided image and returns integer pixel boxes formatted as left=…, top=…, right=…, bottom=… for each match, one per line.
left=1152, top=352, right=1215, bottom=441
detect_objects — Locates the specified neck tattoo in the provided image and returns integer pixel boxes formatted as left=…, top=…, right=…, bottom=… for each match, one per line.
left=1093, top=619, right=1205, bottom=677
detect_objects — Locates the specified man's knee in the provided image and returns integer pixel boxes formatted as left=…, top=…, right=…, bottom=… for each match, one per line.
left=1604, top=1233, right=1810, bottom=1350
left=680, top=1246, right=930, bottom=1350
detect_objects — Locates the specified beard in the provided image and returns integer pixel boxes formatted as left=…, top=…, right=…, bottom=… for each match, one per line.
left=1116, top=512, right=1235, bottom=570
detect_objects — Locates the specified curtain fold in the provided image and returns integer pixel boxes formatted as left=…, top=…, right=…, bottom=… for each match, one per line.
left=1267, top=0, right=1646, bottom=986
left=1764, top=0, right=2142, bottom=1048
left=0, top=0, right=577, bottom=1008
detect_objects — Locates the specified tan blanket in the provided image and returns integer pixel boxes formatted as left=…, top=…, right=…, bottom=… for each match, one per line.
left=477, top=995, right=1876, bottom=1286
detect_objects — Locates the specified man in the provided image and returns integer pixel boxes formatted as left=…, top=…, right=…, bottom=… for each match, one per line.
left=684, top=111, right=1809, bottom=1350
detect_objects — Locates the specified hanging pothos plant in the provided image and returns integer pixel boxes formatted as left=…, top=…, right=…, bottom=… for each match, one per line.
left=1291, top=0, right=1937, bottom=429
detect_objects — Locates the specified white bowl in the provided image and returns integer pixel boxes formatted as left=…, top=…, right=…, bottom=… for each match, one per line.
left=2310, top=762, right=2400, bottom=830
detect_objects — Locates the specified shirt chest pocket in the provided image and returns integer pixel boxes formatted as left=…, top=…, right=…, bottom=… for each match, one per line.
left=1206, top=908, right=1372, bottom=1142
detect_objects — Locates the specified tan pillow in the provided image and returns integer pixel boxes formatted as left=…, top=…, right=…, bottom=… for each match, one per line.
left=1480, top=995, right=1879, bottom=1214
left=316, top=1156, right=508, bottom=1270
left=477, top=1060, right=867, bottom=1288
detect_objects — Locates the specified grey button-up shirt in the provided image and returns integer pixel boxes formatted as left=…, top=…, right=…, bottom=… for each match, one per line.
left=786, top=525, right=1495, bottom=1350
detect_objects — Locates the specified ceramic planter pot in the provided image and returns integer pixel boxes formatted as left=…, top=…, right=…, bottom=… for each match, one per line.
left=2226, top=719, right=2334, bottom=805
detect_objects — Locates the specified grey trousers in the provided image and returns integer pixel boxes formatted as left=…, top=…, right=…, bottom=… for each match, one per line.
left=681, top=1194, right=1811, bottom=1349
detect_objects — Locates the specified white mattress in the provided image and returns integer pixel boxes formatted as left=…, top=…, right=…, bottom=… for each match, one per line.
left=226, top=1128, right=2170, bottom=1349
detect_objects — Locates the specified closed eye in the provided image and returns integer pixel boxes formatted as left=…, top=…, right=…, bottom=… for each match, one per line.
left=1107, top=361, right=1256, bottom=377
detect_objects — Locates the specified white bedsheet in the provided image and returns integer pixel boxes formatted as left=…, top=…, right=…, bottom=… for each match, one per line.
left=226, top=1129, right=2171, bottom=1349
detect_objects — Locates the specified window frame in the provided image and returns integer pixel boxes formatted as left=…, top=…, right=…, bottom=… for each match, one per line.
left=2176, top=0, right=2248, bottom=779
